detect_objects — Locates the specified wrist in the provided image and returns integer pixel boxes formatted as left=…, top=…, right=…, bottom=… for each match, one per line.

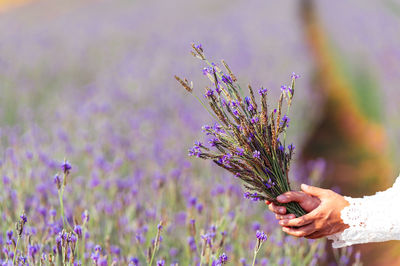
left=338, top=197, right=350, bottom=232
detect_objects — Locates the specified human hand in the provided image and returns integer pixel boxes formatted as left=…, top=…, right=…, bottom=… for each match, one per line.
left=266, top=188, right=321, bottom=220
left=277, top=184, right=349, bottom=239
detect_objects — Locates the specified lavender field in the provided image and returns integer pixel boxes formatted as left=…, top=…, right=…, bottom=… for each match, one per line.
left=0, top=0, right=399, bottom=265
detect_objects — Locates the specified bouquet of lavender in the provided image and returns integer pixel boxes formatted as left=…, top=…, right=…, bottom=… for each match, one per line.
left=176, top=44, right=306, bottom=217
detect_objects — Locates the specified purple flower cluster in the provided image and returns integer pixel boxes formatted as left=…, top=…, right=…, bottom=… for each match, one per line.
left=258, top=88, right=268, bottom=96
left=221, top=74, right=233, bottom=84
left=205, top=88, right=214, bottom=98
left=291, top=72, right=300, bottom=79
left=256, top=230, right=268, bottom=242
left=252, top=150, right=261, bottom=159
left=236, top=147, right=245, bottom=156
left=244, top=192, right=263, bottom=201
left=280, top=115, right=290, bottom=128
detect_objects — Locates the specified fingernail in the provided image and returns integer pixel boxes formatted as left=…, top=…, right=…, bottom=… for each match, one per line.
left=279, top=220, right=286, bottom=226
left=279, top=208, right=285, bottom=214
left=277, top=195, right=287, bottom=201
left=301, top=184, right=308, bottom=189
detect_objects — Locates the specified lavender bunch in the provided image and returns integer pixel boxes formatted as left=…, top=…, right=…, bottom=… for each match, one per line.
left=176, top=44, right=306, bottom=217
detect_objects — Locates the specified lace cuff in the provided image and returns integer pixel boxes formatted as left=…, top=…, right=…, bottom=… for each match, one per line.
left=328, top=176, right=400, bottom=248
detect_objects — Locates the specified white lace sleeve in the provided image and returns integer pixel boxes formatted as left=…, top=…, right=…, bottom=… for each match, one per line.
left=328, top=175, right=400, bottom=248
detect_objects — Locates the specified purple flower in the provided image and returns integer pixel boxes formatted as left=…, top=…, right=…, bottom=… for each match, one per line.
left=98, top=257, right=108, bottom=266
left=235, top=147, right=244, bottom=156
left=280, top=85, right=288, bottom=92
left=209, top=138, right=219, bottom=147
left=218, top=253, right=228, bottom=264
left=218, top=153, right=232, bottom=166
left=49, top=209, right=57, bottom=217
left=91, top=252, right=99, bottom=263
left=194, top=43, right=202, bottom=51
left=288, top=144, right=295, bottom=151
left=202, top=67, right=214, bottom=75
left=291, top=72, right=300, bottom=79
left=188, top=197, right=197, bottom=207
left=82, top=211, right=89, bottom=223
left=256, top=230, right=268, bottom=242
left=278, top=145, right=284, bottom=152
left=61, top=160, right=72, bottom=174
left=69, top=234, right=77, bottom=243
left=252, top=222, right=261, bottom=231
left=204, top=88, right=214, bottom=98
left=188, top=147, right=201, bottom=157
left=169, top=247, right=178, bottom=257
left=213, top=123, right=224, bottom=133
left=74, top=225, right=82, bottom=238
left=244, top=96, right=253, bottom=111
left=201, top=234, right=212, bottom=247
left=244, top=192, right=251, bottom=199
left=251, top=116, right=259, bottom=124
left=280, top=115, right=290, bottom=128
left=157, top=260, right=165, bottom=266
left=56, top=235, right=62, bottom=246
left=244, top=192, right=263, bottom=201
left=20, top=213, right=27, bottom=224
left=111, top=245, right=121, bottom=256
left=6, top=230, right=13, bottom=240
left=187, top=237, right=197, bottom=252
left=258, top=87, right=268, bottom=95
left=54, top=174, right=61, bottom=189
left=252, top=150, right=260, bottom=159
left=19, top=256, right=27, bottom=264
left=221, top=74, right=232, bottom=84
left=94, top=245, right=102, bottom=253
left=28, top=244, right=38, bottom=258
left=264, top=181, right=272, bottom=189
left=230, top=100, right=238, bottom=108
left=189, top=142, right=203, bottom=157
left=129, top=257, right=139, bottom=266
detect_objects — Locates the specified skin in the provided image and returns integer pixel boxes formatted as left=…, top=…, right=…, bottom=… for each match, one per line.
left=266, top=184, right=350, bottom=239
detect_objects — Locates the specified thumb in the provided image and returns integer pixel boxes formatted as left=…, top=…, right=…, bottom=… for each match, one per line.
left=301, top=184, right=326, bottom=197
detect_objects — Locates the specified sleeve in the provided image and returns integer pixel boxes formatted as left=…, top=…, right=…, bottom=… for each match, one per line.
left=327, top=175, right=400, bottom=248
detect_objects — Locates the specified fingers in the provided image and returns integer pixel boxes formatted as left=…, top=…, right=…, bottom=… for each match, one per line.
left=301, top=184, right=326, bottom=197
left=282, top=223, right=316, bottom=237
left=276, top=191, right=307, bottom=204
left=279, top=210, right=317, bottom=227
left=268, top=203, right=287, bottom=214
left=275, top=214, right=296, bottom=220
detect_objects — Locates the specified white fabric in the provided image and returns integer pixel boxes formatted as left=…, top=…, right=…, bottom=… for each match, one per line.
left=328, top=175, right=400, bottom=248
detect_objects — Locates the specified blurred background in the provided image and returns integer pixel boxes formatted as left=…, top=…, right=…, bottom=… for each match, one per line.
left=0, top=0, right=399, bottom=265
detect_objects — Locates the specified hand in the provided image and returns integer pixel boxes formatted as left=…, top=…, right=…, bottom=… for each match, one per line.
left=277, top=184, right=350, bottom=239
left=266, top=189, right=321, bottom=220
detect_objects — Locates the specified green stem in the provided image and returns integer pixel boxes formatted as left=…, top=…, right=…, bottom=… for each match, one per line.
left=80, top=228, right=86, bottom=264
left=251, top=250, right=257, bottom=266
left=149, top=251, right=155, bottom=266
left=75, top=238, right=79, bottom=264
left=13, top=236, right=20, bottom=265
left=58, top=189, right=66, bottom=229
